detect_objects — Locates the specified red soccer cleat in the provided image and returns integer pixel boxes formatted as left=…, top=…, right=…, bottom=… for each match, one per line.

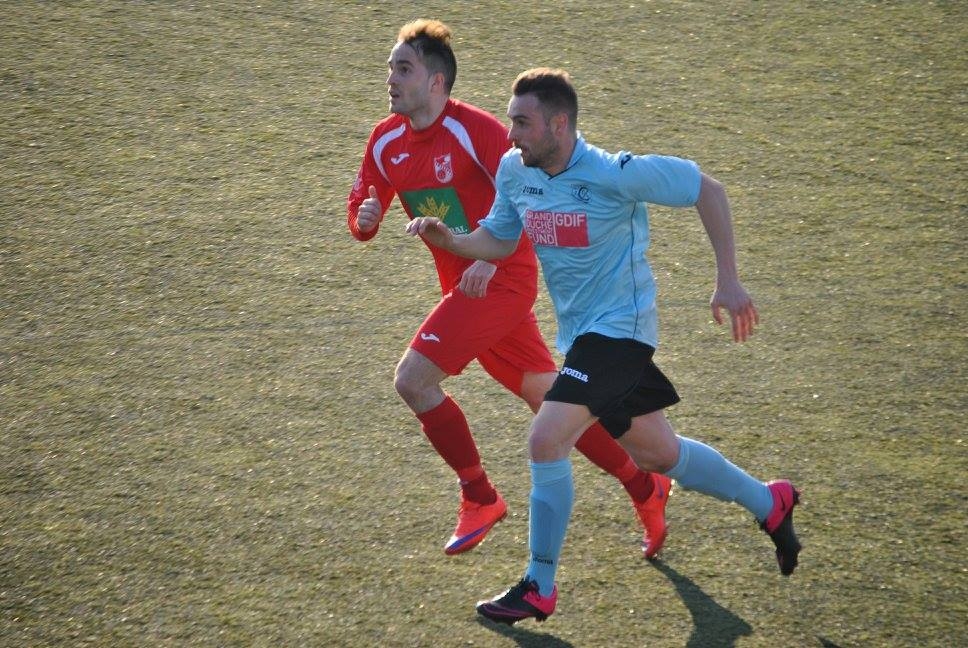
left=635, top=472, right=672, bottom=559
left=444, top=491, right=507, bottom=555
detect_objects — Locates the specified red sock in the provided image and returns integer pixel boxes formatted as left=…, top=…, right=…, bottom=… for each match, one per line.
left=575, top=422, right=654, bottom=503
left=417, top=396, right=496, bottom=504
left=620, top=469, right=654, bottom=503
left=459, top=472, right=496, bottom=505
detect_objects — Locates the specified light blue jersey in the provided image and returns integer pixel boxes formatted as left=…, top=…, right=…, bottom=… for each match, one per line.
left=480, top=136, right=701, bottom=353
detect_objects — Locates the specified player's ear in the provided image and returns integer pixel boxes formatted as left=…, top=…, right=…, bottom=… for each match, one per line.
left=430, top=70, right=446, bottom=93
left=551, top=111, right=569, bottom=136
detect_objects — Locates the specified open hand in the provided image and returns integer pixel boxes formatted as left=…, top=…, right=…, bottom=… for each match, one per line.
left=405, top=217, right=455, bottom=250
left=458, top=260, right=497, bottom=298
left=711, top=280, right=759, bottom=342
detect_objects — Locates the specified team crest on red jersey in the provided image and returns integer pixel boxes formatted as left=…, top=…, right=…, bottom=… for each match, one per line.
left=434, top=154, right=454, bottom=183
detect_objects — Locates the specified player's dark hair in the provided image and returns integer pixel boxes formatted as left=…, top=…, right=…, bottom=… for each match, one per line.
left=512, top=68, right=579, bottom=131
left=398, top=19, right=457, bottom=93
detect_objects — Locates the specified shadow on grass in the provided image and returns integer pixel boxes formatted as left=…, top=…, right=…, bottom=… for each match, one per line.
left=475, top=616, right=575, bottom=648
left=650, top=561, right=753, bottom=647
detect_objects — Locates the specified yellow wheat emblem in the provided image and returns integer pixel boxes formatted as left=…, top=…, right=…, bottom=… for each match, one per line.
left=417, top=196, right=450, bottom=220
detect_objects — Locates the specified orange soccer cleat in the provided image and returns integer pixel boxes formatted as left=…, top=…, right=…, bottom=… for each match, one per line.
left=444, top=491, right=508, bottom=555
left=635, top=472, right=672, bottom=559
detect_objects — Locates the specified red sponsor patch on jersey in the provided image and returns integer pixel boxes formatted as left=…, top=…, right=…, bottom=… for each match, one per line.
left=524, top=210, right=589, bottom=247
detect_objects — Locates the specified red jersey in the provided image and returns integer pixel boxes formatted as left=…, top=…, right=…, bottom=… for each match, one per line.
left=347, top=99, right=537, bottom=295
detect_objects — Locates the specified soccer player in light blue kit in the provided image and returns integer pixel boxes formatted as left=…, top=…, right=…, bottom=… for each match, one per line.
left=407, top=67, right=802, bottom=625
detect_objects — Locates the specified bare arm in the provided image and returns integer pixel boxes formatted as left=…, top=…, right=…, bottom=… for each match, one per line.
left=695, top=173, right=759, bottom=342
left=405, top=217, right=518, bottom=261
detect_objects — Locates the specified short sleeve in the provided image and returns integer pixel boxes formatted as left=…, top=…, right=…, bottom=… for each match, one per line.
left=478, top=159, right=524, bottom=240
left=615, top=153, right=701, bottom=207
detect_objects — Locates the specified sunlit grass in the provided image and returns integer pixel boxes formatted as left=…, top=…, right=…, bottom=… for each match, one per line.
left=2, top=1, right=965, bottom=646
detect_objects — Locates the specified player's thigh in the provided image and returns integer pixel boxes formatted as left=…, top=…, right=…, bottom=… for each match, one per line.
left=477, top=310, right=557, bottom=403
left=598, top=356, right=681, bottom=439
left=529, top=400, right=596, bottom=462
left=409, top=284, right=536, bottom=375
left=394, top=347, right=449, bottom=391
left=544, top=333, right=648, bottom=421
left=617, top=409, right=680, bottom=473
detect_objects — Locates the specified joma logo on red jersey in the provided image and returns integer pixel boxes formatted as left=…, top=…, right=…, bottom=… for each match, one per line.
left=524, top=210, right=589, bottom=247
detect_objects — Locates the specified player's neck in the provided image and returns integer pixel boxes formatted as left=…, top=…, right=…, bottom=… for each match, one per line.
left=543, top=137, right=577, bottom=176
left=408, top=96, right=449, bottom=131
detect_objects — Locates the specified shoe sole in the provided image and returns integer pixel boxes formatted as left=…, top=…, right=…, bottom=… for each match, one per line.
left=476, top=601, right=551, bottom=625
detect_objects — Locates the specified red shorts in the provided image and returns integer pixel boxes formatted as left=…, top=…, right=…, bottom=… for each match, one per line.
left=410, top=285, right=557, bottom=397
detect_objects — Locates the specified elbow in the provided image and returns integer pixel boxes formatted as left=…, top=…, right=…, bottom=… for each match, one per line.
left=482, top=238, right=518, bottom=261
left=352, top=228, right=377, bottom=242
left=695, top=174, right=731, bottom=219
left=698, top=173, right=726, bottom=204
left=501, top=239, right=519, bottom=258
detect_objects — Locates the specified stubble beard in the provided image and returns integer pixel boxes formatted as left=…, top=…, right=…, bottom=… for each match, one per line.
left=521, top=136, right=559, bottom=170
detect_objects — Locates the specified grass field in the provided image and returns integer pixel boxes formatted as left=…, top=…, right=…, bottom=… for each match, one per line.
left=2, top=1, right=966, bottom=646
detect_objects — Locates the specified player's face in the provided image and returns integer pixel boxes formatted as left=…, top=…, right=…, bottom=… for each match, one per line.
left=507, top=93, right=561, bottom=171
left=386, top=43, right=432, bottom=117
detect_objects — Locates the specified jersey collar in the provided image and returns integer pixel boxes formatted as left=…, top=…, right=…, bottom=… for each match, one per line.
left=408, top=98, right=456, bottom=143
left=547, top=133, right=588, bottom=179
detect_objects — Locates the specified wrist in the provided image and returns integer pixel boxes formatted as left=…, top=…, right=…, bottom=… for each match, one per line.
left=715, top=263, right=739, bottom=283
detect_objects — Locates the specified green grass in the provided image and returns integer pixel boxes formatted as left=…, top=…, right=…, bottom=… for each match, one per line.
left=2, top=1, right=965, bottom=646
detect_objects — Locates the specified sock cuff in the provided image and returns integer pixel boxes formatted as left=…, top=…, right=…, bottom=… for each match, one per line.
left=416, top=395, right=459, bottom=426
left=665, top=436, right=690, bottom=480
left=529, top=458, right=573, bottom=485
left=614, top=457, right=641, bottom=484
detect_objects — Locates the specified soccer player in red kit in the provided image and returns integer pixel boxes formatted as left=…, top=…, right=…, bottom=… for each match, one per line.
left=347, top=19, right=671, bottom=557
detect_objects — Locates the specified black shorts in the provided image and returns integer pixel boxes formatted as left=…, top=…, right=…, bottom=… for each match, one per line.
left=545, top=332, right=680, bottom=438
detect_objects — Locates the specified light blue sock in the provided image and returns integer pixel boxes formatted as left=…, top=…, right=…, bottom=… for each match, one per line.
left=666, top=436, right=773, bottom=522
left=524, top=459, right=574, bottom=596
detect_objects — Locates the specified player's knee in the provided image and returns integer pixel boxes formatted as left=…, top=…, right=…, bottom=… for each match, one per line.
left=393, top=366, right=420, bottom=403
left=394, top=361, right=445, bottom=413
left=650, top=430, right=681, bottom=472
left=622, top=433, right=679, bottom=473
left=528, top=424, right=569, bottom=462
left=639, top=448, right=678, bottom=473
left=528, top=432, right=552, bottom=461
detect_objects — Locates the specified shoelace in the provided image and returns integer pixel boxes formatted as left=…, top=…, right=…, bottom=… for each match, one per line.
left=509, top=578, right=538, bottom=598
